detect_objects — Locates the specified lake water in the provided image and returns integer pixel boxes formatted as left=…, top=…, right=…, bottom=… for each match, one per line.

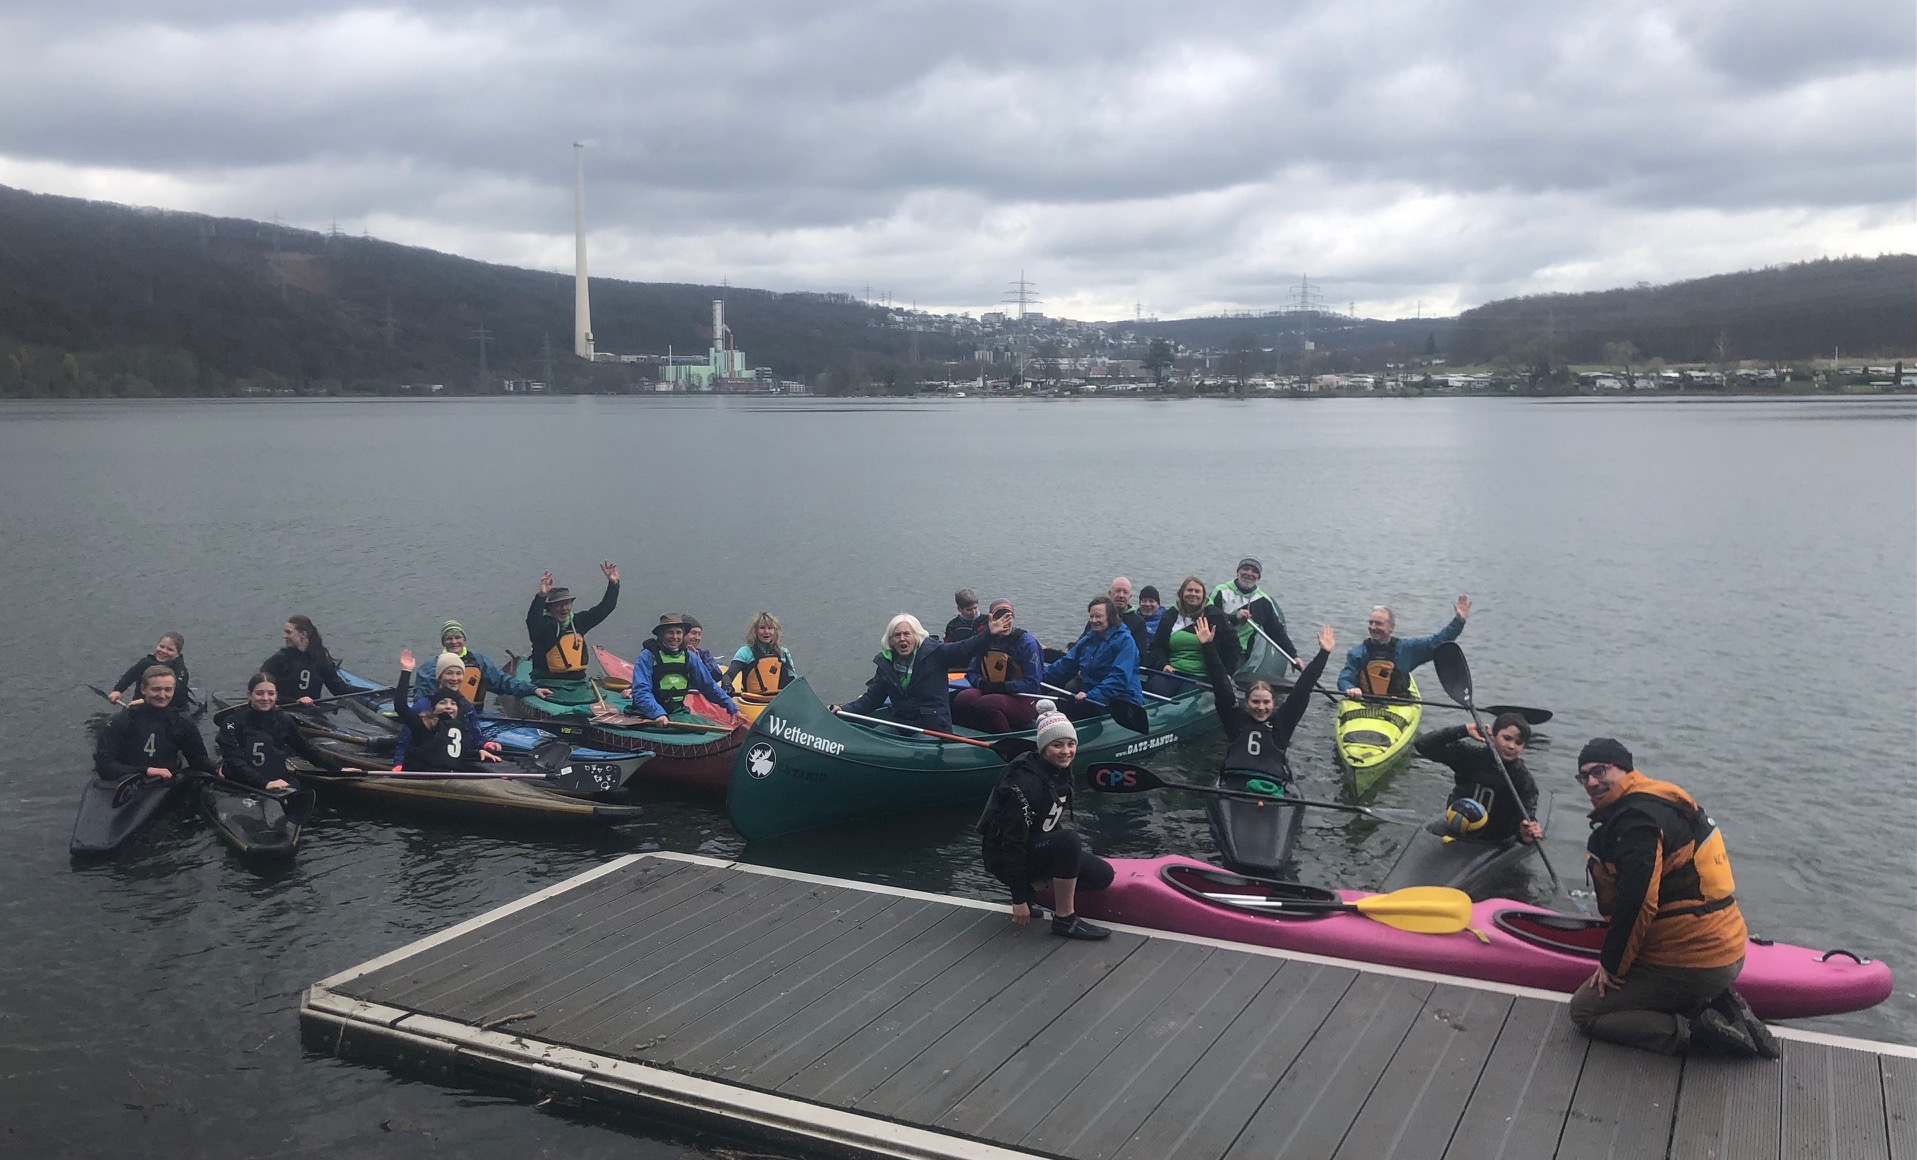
left=1, top=395, right=1912, bottom=1158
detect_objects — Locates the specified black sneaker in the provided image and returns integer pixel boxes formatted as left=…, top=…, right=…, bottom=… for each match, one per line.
left=1689, top=1007, right=1758, bottom=1058
left=1051, top=913, right=1110, bottom=941
left=1711, top=989, right=1780, bottom=1060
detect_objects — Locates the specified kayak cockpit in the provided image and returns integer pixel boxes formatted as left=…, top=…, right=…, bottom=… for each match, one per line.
left=1161, top=863, right=1342, bottom=921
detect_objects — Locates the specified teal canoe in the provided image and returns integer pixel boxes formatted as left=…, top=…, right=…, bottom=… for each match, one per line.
left=726, top=675, right=1224, bottom=843
left=504, top=660, right=746, bottom=798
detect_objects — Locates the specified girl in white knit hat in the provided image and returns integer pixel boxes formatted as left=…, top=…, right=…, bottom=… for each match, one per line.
left=976, top=699, right=1112, bottom=940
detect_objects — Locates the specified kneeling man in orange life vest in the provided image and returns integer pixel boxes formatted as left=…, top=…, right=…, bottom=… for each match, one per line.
left=1568, top=738, right=1776, bottom=1059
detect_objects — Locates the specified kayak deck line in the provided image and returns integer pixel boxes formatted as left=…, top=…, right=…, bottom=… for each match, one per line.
left=301, top=854, right=1914, bottom=1160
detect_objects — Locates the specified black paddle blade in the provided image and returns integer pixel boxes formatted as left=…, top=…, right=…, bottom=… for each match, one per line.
left=1084, top=761, right=1164, bottom=793
left=991, top=737, right=1037, bottom=761
left=1432, top=642, right=1473, bottom=707
left=1107, top=699, right=1150, bottom=735
left=1484, top=704, right=1553, bottom=725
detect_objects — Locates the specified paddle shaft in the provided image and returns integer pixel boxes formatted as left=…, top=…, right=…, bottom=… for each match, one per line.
left=1434, top=643, right=1578, bottom=907
left=1038, top=682, right=1172, bottom=706
left=832, top=709, right=994, bottom=749
left=591, top=677, right=736, bottom=730
left=1085, top=761, right=1420, bottom=824
left=1250, top=622, right=1549, bottom=722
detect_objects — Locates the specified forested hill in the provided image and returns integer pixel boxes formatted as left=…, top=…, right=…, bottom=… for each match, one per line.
left=0, top=184, right=945, bottom=396
left=1446, top=256, right=1916, bottom=366
left=1122, top=256, right=1912, bottom=368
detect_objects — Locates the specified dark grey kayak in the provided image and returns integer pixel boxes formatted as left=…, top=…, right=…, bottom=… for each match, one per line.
left=1381, top=788, right=1555, bottom=896
left=199, top=779, right=313, bottom=859
left=69, top=774, right=186, bottom=856
left=1206, top=770, right=1305, bottom=877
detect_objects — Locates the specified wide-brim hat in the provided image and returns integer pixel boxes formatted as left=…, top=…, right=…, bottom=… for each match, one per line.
left=545, top=587, right=575, bottom=606
left=652, top=613, right=690, bottom=637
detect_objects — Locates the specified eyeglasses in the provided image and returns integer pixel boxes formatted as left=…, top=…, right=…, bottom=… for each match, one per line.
left=1575, top=765, right=1611, bottom=784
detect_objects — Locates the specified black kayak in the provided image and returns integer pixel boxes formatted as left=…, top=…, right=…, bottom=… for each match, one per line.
left=199, top=778, right=313, bottom=859
left=1206, top=770, right=1306, bottom=877
left=70, top=774, right=187, bottom=856
left=1380, top=788, right=1555, bottom=896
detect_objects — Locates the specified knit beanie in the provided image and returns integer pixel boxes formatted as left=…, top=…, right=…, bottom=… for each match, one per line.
left=1138, top=585, right=1160, bottom=602
left=435, top=651, right=466, bottom=678
left=440, top=620, right=465, bottom=645
left=1032, top=699, right=1077, bottom=752
left=1577, top=737, right=1634, bottom=771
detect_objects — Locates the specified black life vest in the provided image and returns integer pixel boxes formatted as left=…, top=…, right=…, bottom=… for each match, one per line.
left=650, top=647, right=693, bottom=714
left=1357, top=639, right=1410, bottom=698
left=222, top=712, right=292, bottom=781
left=119, top=707, right=184, bottom=769
left=404, top=715, right=474, bottom=771
left=1222, top=719, right=1292, bottom=781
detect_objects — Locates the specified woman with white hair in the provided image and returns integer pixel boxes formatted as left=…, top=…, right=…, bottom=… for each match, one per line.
left=833, top=606, right=1010, bottom=732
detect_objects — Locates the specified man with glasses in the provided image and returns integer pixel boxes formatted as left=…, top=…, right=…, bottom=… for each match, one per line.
left=1569, top=738, right=1777, bottom=1058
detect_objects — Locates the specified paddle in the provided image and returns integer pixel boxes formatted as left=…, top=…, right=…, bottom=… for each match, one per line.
left=1035, top=682, right=1153, bottom=734
left=1083, top=760, right=1425, bottom=825
left=587, top=678, right=736, bottom=732
left=1244, top=622, right=1552, bottom=724
left=1199, top=884, right=1474, bottom=934
left=1432, top=642, right=1585, bottom=912
left=831, top=709, right=1035, bottom=760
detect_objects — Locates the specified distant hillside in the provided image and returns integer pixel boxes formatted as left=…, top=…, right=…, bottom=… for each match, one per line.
left=1116, top=256, right=1913, bottom=372
left=0, top=185, right=953, bottom=396
left=1447, top=256, right=1916, bottom=366
left=1118, top=313, right=1456, bottom=359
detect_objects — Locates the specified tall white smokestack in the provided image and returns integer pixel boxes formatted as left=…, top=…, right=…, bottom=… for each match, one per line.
left=711, top=299, right=725, bottom=358
left=573, top=142, right=593, bottom=360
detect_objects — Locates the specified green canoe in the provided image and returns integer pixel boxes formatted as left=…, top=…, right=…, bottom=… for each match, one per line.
left=725, top=675, right=1223, bottom=843
left=503, top=660, right=745, bottom=798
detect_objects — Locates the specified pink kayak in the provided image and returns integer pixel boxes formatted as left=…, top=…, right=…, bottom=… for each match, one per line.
left=1076, top=856, right=1893, bottom=1021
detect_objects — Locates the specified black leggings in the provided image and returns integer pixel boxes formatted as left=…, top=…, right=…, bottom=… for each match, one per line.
left=1020, top=829, right=1115, bottom=891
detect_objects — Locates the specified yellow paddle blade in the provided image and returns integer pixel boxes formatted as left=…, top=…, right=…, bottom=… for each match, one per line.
left=1351, top=886, right=1474, bottom=934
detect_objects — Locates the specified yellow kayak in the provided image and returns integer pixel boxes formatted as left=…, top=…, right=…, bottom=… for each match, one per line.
left=1336, top=676, right=1423, bottom=798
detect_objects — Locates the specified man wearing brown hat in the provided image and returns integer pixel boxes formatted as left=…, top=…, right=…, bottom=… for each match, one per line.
left=526, top=562, right=620, bottom=682
left=627, top=613, right=737, bottom=724
left=1570, top=737, right=1776, bottom=1058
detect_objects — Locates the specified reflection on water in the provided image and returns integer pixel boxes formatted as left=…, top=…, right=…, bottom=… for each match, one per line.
left=0, top=395, right=1911, bottom=1158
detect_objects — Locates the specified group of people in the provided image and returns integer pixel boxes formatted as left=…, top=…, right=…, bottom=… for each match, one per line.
left=92, top=558, right=1778, bottom=1062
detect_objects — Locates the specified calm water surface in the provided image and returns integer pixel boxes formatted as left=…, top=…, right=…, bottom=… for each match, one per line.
left=1, top=395, right=1912, bottom=1157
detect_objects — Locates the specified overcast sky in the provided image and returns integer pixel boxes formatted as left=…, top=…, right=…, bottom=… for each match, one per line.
left=2, top=1, right=1911, bottom=319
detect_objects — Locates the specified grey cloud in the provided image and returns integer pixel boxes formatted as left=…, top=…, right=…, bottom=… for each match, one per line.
left=0, top=0, right=1908, bottom=316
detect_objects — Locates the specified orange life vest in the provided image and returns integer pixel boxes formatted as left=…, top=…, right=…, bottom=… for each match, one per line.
left=1587, top=772, right=1746, bottom=973
left=541, top=629, right=588, bottom=677
left=740, top=654, right=785, bottom=696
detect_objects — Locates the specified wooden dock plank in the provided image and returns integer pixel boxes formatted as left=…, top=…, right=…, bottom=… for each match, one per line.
left=643, top=897, right=958, bottom=1070
left=1018, top=953, right=1283, bottom=1160
left=779, top=920, right=1080, bottom=1106
left=355, top=861, right=733, bottom=1010
left=435, top=870, right=810, bottom=1025
left=1885, top=1055, right=1916, bottom=1160
left=1332, top=984, right=1515, bottom=1160
left=1441, top=996, right=1588, bottom=1160
left=846, top=930, right=1142, bottom=1125
left=1108, top=962, right=1357, bottom=1160
left=568, top=889, right=906, bottom=1051
left=699, top=906, right=1014, bottom=1086
left=1555, top=1040, right=1682, bottom=1160
left=938, top=940, right=1220, bottom=1141
left=1221, top=972, right=1435, bottom=1160
left=522, top=877, right=851, bottom=1039
left=1669, top=1055, right=1782, bottom=1160
left=341, top=858, right=704, bottom=1003
left=1783, top=1041, right=1892, bottom=1160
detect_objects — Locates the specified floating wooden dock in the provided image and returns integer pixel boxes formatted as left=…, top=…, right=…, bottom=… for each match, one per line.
left=302, top=853, right=1915, bottom=1160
